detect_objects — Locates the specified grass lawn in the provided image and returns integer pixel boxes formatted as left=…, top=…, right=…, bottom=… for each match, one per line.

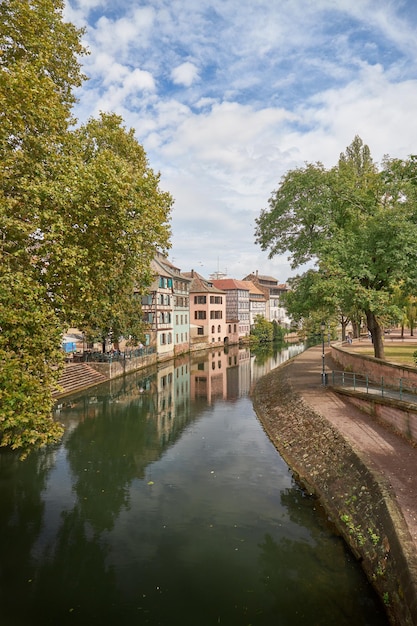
left=351, top=344, right=417, bottom=366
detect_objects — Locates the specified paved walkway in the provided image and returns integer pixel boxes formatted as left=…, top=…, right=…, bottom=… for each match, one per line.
left=285, top=344, right=417, bottom=553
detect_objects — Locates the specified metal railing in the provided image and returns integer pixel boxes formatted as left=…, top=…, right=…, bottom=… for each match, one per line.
left=83, top=346, right=156, bottom=363
left=328, top=370, right=417, bottom=404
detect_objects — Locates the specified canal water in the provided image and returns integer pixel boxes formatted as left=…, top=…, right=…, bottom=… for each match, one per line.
left=0, top=344, right=388, bottom=626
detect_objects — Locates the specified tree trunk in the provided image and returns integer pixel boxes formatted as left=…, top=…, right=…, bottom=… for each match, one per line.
left=341, top=319, right=347, bottom=341
left=366, top=310, right=385, bottom=359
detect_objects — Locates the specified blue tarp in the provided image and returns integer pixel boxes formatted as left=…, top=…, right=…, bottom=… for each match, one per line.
left=62, top=341, right=76, bottom=353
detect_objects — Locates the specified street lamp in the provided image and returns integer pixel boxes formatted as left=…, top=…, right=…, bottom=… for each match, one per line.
left=321, top=321, right=326, bottom=385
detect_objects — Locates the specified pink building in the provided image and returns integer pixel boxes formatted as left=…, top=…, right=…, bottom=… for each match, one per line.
left=183, top=270, right=231, bottom=346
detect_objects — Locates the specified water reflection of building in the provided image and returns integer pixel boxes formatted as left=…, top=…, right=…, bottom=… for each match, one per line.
left=189, top=345, right=254, bottom=404
left=190, top=350, right=226, bottom=405
left=55, top=344, right=305, bottom=449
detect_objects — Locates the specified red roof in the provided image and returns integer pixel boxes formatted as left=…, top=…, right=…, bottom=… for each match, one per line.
left=211, top=278, right=250, bottom=291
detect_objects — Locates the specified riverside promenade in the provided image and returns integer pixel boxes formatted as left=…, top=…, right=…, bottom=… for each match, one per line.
left=252, top=343, right=417, bottom=626
left=292, top=344, right=417, bottom=552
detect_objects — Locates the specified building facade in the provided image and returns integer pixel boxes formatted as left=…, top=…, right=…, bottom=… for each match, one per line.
left=183, top=270, right=228, bottom=346
left=245, top=280, right=267, bottom=327
left=242, top=272, right=291, bottom=327
left=141, top=254, right=190, bottom=359
left=155, top=254, right=191, bottom=356
left=211, top=279, right=251, bottom=338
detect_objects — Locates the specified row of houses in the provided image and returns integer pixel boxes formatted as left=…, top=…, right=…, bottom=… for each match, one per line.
left=139, top=252, right=290, bottom=358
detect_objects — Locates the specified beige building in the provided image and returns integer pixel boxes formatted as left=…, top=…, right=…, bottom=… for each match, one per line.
left=242, top=272, right=291, bottom=327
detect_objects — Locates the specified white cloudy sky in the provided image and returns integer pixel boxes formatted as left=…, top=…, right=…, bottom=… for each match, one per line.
left=64, top=0, right=417, bottom=282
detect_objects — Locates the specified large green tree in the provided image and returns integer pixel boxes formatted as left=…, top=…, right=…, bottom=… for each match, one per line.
left=0, top=0, right=86, bottom=453
left=35, top=112, right=172, bottom=340
left=0, top=1, right=172, bottom=453
left=255, top=136, right=417, bottom=359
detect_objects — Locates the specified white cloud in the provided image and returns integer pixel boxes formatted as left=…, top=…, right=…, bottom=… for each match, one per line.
left=171, top=62, right=200, bottom=87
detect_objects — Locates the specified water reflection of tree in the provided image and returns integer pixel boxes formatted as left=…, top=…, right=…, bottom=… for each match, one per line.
left=257, top=485, right=387, bottom=625
left=28, top=505, right=120, bottom=625
left=64, top=395, right=163, bottom=532
left=251, top=340, right=286, bottom=366
left=0, top=448, right=57, bottom=623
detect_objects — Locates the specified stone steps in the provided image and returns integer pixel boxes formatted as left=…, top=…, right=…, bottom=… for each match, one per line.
left=54, top=363, right=108, bottom=398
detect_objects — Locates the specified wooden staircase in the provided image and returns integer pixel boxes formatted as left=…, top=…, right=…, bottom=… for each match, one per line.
left=54, top=363, right=109, bottom=398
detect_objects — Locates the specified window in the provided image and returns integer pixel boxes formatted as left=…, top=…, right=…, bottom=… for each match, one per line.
left=210, top=311, right=222, bottom=319
left=194, top=295, right=206, bottom=304
left=197, top=327, right=204, bottom=335
left=195, top=311, right=206, bottom=319
left=160, top=333, right=166, bottom=345
left=217, top=325, right=221, bottom=333
left=142, top=295, right=152, bottom=305
left=210, top=296, right=223, bottom=304
left=211, top=325, right=215, bottom=333
left=228, top=325, right=231, bottom=333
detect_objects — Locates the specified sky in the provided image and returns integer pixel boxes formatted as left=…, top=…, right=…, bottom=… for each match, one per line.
left=64, top=0, right=417, bottom=283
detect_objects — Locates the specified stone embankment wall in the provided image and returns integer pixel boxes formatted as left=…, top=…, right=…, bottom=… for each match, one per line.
left=331, top=344, right=417, bottom=388
left=331, top=344, right=417, bottom=445
left=252, top=363, right=417, bottom=626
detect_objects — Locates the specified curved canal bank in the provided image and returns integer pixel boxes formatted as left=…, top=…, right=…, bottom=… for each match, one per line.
left=252, top=345, right=417, bottom=626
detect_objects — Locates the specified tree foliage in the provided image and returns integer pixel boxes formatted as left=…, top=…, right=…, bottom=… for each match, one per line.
left=255, top=136, right=417, bottom=359
left=251, top=315, right=273, bottom=343
left=0, top=270, right=64, bottom=457
left=0, top=1, right=172, bottom=454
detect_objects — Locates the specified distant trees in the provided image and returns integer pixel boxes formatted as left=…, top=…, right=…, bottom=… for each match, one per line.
left=0, top=0, right=172, bottom=455
left=250, top=315, right=286, bottom=343
left=255, top=136, right=417, bottom=359
left=251, top=315, right=274, bottom=343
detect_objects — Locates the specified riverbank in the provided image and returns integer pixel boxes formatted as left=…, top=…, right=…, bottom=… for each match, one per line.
left=252, top=344, right=417, bottom=626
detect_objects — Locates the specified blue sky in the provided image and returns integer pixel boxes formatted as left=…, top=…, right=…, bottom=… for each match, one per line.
left=64, top=0, right=417, bottom=282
